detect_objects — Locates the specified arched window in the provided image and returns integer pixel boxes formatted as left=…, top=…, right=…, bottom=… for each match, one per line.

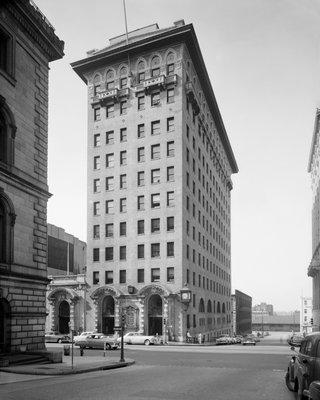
left=0, top=192, right=15, bottom=265
left=207, top=300, right=212, bottom=313
left=222, top=303, right=226, bottom=314
left=166, top=52, right=175, bottom=76
left=0, top=99, right=16, bottom=166
left=119, top=66, right=128, bottom=88
left=151, top=55, right=161, bottom=77
left=217, top=301, right=221, bottom=313
left=106, top=69, right=115, bottom=90
left=0, top=200, right=5, bottom=262
left=93, top=74, right=101, bottom=96
left=199, top=298, right=205, bottom=313
left=137, top=60, right=146, bottom=83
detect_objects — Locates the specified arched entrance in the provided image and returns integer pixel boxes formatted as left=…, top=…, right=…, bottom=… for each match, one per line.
left=0, top=299, right=11, bottom=353
left=148, top=294, right=162, bottom=335
left=102, top=296, right=114, bottom=334
left=59, top=301, right=70, bottom=334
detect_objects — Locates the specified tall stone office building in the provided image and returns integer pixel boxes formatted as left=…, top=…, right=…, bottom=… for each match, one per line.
left=0, top=1, right=64, bottom=352
left=72, top=20, right=238, bottom=341
left=308, top=109, right=320, bottom=331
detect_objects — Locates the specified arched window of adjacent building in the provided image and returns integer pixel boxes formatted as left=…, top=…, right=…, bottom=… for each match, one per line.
left=0, top=99, right=16, bottom=166
left=93, top=74, right=101, bottom=96
left=106, top=69, right=115, bottom=90
left=222, top=303, right=226, bottom=314
left=166, top=52, right=175, bottom=76
left=151, top=55, right=161, bottom=77
left=217, top=301, right=221, bottom=313
left=199, top=298, right=205, bottom=313
left=207, top=300, right=212, bottom=313
left=0, top=191, right=15, bottom=265
left=0, top=112, right=6, bottom=164
left=137, top=60, right=146, bottom=83
left=119, top=66, right=128, bottom=89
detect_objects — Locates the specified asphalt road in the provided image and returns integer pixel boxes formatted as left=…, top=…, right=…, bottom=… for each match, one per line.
left=0, top=344, right=296, bottom=400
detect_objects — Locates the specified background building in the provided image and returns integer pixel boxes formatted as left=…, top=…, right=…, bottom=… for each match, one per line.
left=308, top=109, right=320, bottom=331
left=300, top=296, right=313, bottom=334
left=252, top=311, right=300, bottom=332
left=46, top=224, right=87, bottom=334
left=72, top=20, right=238, bottom=342
left=0, top=0, right=63, bottom=353
left=231, top=290, right=252, bottom=336
left=252, top=302, right=274, bottom=316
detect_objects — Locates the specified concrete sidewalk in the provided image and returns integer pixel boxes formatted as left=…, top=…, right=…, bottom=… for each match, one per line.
left=0, top=354, right=134, bottom=376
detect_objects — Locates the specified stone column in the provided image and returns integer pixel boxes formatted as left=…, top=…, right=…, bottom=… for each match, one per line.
left=163, top=297, right=169, bottom=341
left=178, top=303, right=184, bottom=342
left=69, top=300, right=75, bottom=332
left=93, top=298, right=99, bottom=332
left=49, top=299, right=55, bottom=331
left=114, top=297, right=120, bottom=327
left=138, top=297, right=145, bottom=333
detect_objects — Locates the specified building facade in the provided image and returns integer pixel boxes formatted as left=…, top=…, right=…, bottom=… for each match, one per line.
left=252, top=312, right=300, bottom=332
left=300, top=296, right=313, bottom=334
left=231, top=290, right=252, bottom=336
left=308, top=109, right=320, bottom=332
left=252, top=302, right=274, bottom=316
left=0, top=1, right=64, bottom=353
left=46, top=224, right=87, bottom=334
left=72, top=21, right=238, bottom=341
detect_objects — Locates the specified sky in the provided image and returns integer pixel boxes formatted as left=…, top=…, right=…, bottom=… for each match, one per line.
left=35, top=0, right=320, bottom=311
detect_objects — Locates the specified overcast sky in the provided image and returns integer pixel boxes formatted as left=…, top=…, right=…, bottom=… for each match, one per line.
left=35, top=0, right=320, bottom=311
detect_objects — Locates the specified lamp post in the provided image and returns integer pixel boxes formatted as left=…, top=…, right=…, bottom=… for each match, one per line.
left=180, top=284, right=191, bottom=342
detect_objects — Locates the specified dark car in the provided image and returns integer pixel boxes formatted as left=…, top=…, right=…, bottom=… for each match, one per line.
left=285, top=332, right=320, bottom=399
left=45, top=331, right=71, bottom=343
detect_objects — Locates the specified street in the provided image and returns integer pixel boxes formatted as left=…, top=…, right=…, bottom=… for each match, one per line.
left=0, top=341, right=296, bottom=400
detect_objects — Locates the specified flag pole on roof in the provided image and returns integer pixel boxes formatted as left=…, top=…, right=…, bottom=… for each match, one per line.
left=122, top=0, right=131, bottom=78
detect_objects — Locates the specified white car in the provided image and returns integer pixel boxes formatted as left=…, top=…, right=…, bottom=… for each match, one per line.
left=73, top=331, right=94, bottom=343
left=118, top=332, right=157, bottom=345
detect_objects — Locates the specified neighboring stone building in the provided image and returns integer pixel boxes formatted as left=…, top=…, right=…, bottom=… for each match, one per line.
left=231, top=290, right=252, bottom=336
left=300, top=296, right=313, bottom=334
left=308, top=109, right=320, bottom=331
left=46, top=224, right=87, bottom=334
left=72, top=21, right=238, bottom=341
left=0, top=1, right=64, bottom=353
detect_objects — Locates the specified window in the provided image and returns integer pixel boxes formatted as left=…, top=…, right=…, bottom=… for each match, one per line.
left=151, top=120, right=160, bottom=135
left=151, top=91, right=160, bottom=106
left=151, top=243, right=160, bottom=258
left=105, top=271, right=113, bottom=284
left=105, top=223, right=114, bottom=237
left=137, top=124, right=145, bottom=138
left=119, top=221, right=126, bottom=236
left=120, top=128, right=127, bottom=142
left=120, top=77, right=127, bottom=88
left=120, top=174, right=127, bottom=189
left=167, top=141, right=174, bottom=157
left=105, top=176, right=114, bottom=191
left=137, top=219, right=145, bottom=234
left=93, top=225, right=100, bottom=239
left=186, top=124, right=190, bottom=140
left=137, top=195, right=145, bottom=210
left=151, top=193, right=160, bottom=208
left=137, top=171, right=145, bottom=186
left=151, top=169, right=160, bottom=184
left=0, top=28, right=13, bottom=76
left=106, top=153, right=114, bottom=168
left=151, top=268, right=160, bottom=282
left=167, top=117, right=174, bottom=132
left=137, top=147, right=145, bottom=162
left=137, top=244, right=145, bottom=259
left=119, top=246, right=126, bottom=260
left=167, top=63, right=174, bottom=75
left=151, top=67, right=160, bottom=77
left=105, top=200, right=114, bottom=214
left=167, top=88, right=174, bottom=103
left=93, top=156, right=100, bottom=170
left=120, top=151, right=127, bottom=165
left=119, top=270, right=126, bottom=284
left=151, top=218, right=160, bottom=233
left=94, top=134, right=100, bottom=147
left=167, top=216, right=174, bottom=231
left=120, top=100, right=127, bottom=115
left=167, top=267, right=174, bottom=282
left=138, top=71, right=145, bottom=83
left=93, top=271, right=99, bottom=285
left=137, top=269, right=144, bottom=283
left=120, top=197, right=127, bottom=213
left=94, top=107, right=100, bottom=121
left=93, top=202, right=100, bottom=216
left=93, top=179, right=100, bottom=193
left=93, top=248, right=100, bottom=261
left=138, top=95, right=145, bottom=111
left=167, top=166, right=174, bottom=182
left=105, top=247, right=114, bottom=261
left=106, top=104, right=114, bottom=118
left=151, top=144, right=160, bottom=160
left=167, top=242, right=174, bottom=257
left=167, top=191, right=174, bottom=207
left=106, top=131, right=114, bottom=144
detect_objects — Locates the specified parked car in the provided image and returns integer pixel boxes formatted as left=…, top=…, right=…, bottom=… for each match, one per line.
left=75, top=333, right=118, bottom=350
left=285, top=332, right=320, bottom=399
left=287, top=333, right=304, bottom=347
left=216, top=336, right=233, bottom=345
left=235, top=335, right=243, bottom=343
left=73, top=331, right=94, bottom=343
left=45, top=331, right=71, bottom=343
left=242, top=336, right=256, bottom=346
left=118, top=332, right=157, bottom=345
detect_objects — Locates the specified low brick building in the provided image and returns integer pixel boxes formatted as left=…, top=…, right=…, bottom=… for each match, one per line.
left=231, top=290, right=252, bottom=336
left=0, top=1, right=64, bottom=353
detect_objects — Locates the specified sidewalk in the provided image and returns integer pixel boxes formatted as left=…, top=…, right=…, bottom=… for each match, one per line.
left=0, top=354, right=135, bottom=376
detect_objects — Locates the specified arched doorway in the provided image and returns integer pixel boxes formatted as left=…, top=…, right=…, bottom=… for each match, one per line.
left=148, top=294, right=162, bottom=335
left=0, top=299, right=11, bottom=353
left=59, top=301, right=70, bottom=334
left=102, top=296, right=114, bottom=334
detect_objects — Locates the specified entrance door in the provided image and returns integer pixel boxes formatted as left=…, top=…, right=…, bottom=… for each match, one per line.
left=148, top=294, right=162, bottom=335
left=0, top=299, right=10, bottom=353
left=102, top=296, right=114, bottom=334
left=59, top=301, right=70, bottom=334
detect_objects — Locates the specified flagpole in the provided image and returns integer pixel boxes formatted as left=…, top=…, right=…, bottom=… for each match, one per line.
left=122, top=0, right=131, bottom=77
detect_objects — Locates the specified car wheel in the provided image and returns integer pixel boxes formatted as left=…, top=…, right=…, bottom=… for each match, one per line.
left=105, top=343, right=111, bottom=350
left=57, top=339, right=62, bottom=343
left=285, top=372, right=298, bottom=392
left=144, top=339, right=150, bottom=346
